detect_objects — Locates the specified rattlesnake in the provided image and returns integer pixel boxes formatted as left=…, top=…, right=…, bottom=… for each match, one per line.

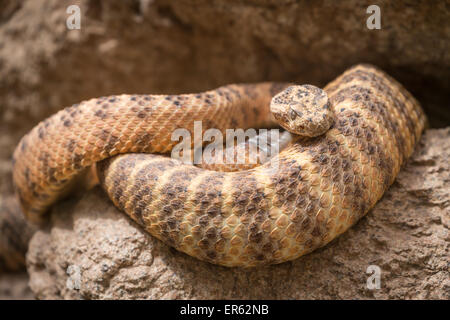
left=9, top=64, right=426, bottom=267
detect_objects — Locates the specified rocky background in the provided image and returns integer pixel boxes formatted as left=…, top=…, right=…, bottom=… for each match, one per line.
left=0, top=0, right=449, bottom=299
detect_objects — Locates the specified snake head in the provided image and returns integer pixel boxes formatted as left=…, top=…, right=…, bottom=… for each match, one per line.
left=270, top=84, right=335, bottom=137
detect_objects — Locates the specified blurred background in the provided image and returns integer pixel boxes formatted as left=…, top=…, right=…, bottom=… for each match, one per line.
left=0, top=0, right=449, bottom=299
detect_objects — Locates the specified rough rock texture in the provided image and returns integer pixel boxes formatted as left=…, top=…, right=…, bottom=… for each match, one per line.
left=26, top=128, right=450, bottom=300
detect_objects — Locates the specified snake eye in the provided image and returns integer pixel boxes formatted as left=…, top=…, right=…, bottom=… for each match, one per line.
left=289, top=109, right=297, bottom=120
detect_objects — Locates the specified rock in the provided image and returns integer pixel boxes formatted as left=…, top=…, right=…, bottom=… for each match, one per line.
left=26, top=128, right=450, bottom=299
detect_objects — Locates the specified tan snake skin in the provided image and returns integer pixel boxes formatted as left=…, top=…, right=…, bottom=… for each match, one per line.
left=11, top=64, right=426, bottom=267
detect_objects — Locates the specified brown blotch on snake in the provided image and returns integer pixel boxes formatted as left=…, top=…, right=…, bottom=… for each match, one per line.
left=10, top=64, right=426, bottom=267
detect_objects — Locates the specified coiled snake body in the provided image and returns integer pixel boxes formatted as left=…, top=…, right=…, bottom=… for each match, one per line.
left=11, top=65, right=426, bottom=267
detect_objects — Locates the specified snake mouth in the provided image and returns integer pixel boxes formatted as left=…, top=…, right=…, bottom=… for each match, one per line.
left=273, top=107, right=309, bottom=136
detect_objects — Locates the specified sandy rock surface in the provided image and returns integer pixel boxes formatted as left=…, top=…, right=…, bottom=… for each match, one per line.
left=26, top=128, right=449, bottom=299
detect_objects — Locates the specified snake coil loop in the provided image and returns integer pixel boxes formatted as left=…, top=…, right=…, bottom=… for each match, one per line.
left=12, top=64, right=426, bottom=266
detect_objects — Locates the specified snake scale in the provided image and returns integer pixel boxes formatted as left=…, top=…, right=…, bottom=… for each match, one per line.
left=10, top=64, right=426, bottom=267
